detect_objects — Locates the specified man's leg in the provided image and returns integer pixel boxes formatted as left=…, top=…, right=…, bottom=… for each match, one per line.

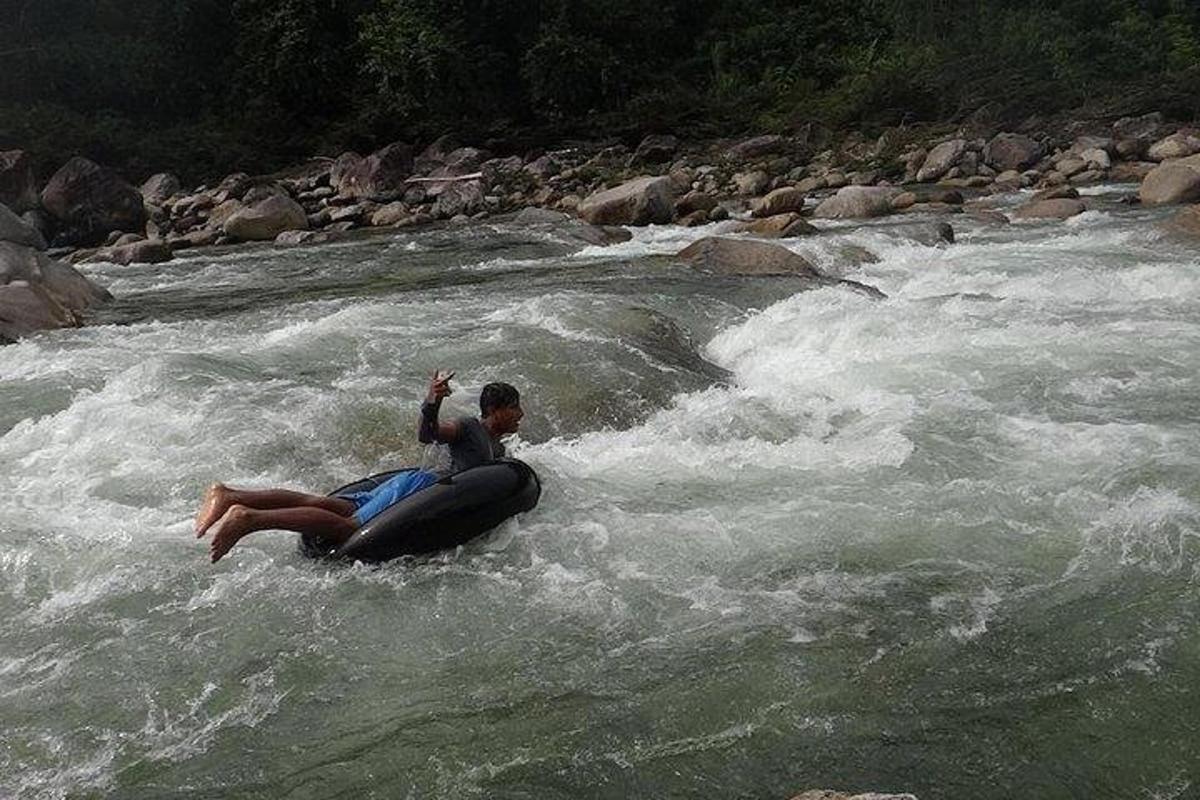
left=206, top=504, right=360, bottom=563
left=195, top=484, right=355, bottom=537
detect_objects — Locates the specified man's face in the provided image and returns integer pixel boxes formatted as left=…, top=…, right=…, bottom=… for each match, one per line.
left=491, top=402, right=524, bottom=434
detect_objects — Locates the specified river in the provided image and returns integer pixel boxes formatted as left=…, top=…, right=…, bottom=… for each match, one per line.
left=2, top=187, right=1197, bottom=799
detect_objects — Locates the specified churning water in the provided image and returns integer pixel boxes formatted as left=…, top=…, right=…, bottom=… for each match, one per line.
left=2, top=190, right=1198, bottom=799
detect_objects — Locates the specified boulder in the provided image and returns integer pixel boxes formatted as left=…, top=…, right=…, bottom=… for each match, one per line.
left=242, top=183, right=288, bottom=206
left=213, top=172, right=252, bottom=203
left=1113, top=112, right=1165, bottom=142
left=523, top=154, right=561, bottom=180
left=733, top=170, right=770, bottom=197
left=727, top=135, right=787, bottom=160
left=1138, top=154, right=1200, bottom=206
left=916, top=139, right=967, bottom=182
left=1078, top=147, right=1112, bottom=171
left=274, top=230, right=342, bottom=247
left=101, top=239, right=173, bottom=265
left=983, top=133, right=1044, bottom=172
left=0, top=202, right=47, bottom=249
left=222, top=195, right=308, bottom=240
left=442, top=147, right=489, bottom=173
left=676, top=236, right=821, bottom=277
left=206, top=199, right=245, bottom=229
left=140, top=173, right=181, bottom=205
left=1011, top=198, right=1086, bottom=220
left=1055, top=157, right=1087, bottom=178
left=334, top=142, right=414, bottom=200
left=40, top=157, right=146, bottom=245
left=577, top=176, right=674, bottom=226
left=675, top=190, right=719, bottom=215
left=751, top=186, right=807, bottom=218
left=1109, top=162, right=1156, bottom=183
left=0, top=150, right=39, bottom=213
left=628, top=134, right=678, bottom=166
left=370, top=201, right=410, bottom=226
left=0, top=240, right=111, bottom=342
left=432, top=180, right=485, bottom=218
left=737, top=213, right=818, bottom=238
left=1147, top=132, right=1200, bottom=162
left=813, top=186, right=901, bottom=219
left=513, top=207, right=571, bottom=225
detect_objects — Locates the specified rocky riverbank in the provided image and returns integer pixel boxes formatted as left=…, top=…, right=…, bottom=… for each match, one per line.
left=3, top=111, right=1200, bottom=340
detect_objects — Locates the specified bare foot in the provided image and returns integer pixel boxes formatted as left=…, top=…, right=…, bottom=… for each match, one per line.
left=195, top=483, right=235, bottom=538
left=208, top=505, right=258, bottom=563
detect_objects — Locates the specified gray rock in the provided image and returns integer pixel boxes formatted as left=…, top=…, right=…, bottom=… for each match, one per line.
left=213, top=172, right=252, bottom=203
left=206, top=199, right=245, bottom=229
left=274, top=229, right=342, bottom=247
left=676, top=236, right=821, bottom=276
left=432, top=180, right=485, bottom=218
left=1011, top=198, right=1087, bottom=220
left=1113, top=112, right=1165, bottom=142
left=223, top=195, right=308, bottom=240
left=513, top=207, right=571, bottom=225
left=102, top=239, right=173, bottom=265
left=0, top=150, right=39, bottom=213
left=628, top=134, right=678, bottom=166
left=751, top=186, right=807, bottom=218
left=1147, top=132, right=1200, bottom=162
left=333, top=142, right=413, bottom=200
left=675, top=190, right=719, bottom=215
left=1139, top=154, right=1200, bottom=206
left=813, top=186, right=901, bottom=219
left=140, top=173, right=181, bottom=205
left=737, top=212, right=818, bottom=238
left=733, top=170, right=771, bottom=197
left=0, top=240, right=111, bottom=341
left=40, top=157, right=146, bottom=245
left=727, top=134, right=787, bottom=160
left=0, top=202, right=47, bottom=249
left=983, top=133, right=1044, bottom=172
left=578, top=176, right=674, bottom=226
left=916, top=139, right=967, bottom=182
left=370, top=202, right=410, bottom=226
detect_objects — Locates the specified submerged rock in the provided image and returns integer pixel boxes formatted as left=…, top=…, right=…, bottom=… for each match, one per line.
left=813, top=186, right=900, bottom=219
left=0, top=241, right=111, bottom=342
left=676, top=236, right=822, bottom=277
left=1011, top=198, right=1087, bottom=220
left=737, top=212, right=818, bottom=238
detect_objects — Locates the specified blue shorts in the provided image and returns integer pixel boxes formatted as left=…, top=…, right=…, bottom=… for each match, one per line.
left=344, top=469, right=439, bottom=526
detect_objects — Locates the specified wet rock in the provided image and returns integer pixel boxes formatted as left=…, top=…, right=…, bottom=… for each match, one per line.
left=1139, top=154, right=1200, bottom=206
left=789, top=790, right=917, bottom=800
left=751, top=186, right=807, bottom=218
left=0, top=150, right=39, bottom=213
left=675, top=190, right=719, bottom=216
left=0, top=202, right=47, bottom=249
left=1069, top=169, right=1105, bottom=185
left=916, top=139, right=967, bottom=182
left=1160, top=204, right=1200, bottom=239
left=1032, top=185, right=1079, bottom=202
left=578, top=176, right=674, bottom=226
left=796, top=175, right=827, bottom=193
left=891, top=192, right=917, bottom=211
left=101, top=239, right=173, bottom=265
left=223, top=195, right=307, bottom=240
left=1011, top=198, right=1086, bottom=220
left=737, top=212, right=818, bottom=238
left=832, top=244, right=881, bottom=268
left=140, top=173, right=181, bottom=206
left=274, top=229, right=342, bottom=247
left=370, top=201, right=410, bottom=227
left=983, top=132, right=1044, bottom=172
left=1109, top=162, right=1156, bottom=182
left=813, top=186, right=900, bottom=219
left=676, top=236, right=821, bottom=277
left=514, top=207, right=571, bottom=225
left=40, top=157, right=146, bottom=245
left=0, top=240, right=111, bottom=341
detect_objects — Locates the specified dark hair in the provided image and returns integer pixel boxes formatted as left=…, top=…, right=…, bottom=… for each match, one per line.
left=480, top=382, right=520, bottom=415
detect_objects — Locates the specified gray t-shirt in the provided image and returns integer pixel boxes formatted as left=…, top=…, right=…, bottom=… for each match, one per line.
left=436, top=416, right=505, bottom=477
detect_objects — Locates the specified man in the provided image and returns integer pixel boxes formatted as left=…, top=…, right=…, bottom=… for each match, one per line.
left=195, top=371, right=523, bottom=563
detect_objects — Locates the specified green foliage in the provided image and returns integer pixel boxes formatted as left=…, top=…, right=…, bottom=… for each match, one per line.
left=1, top=0, right=1198, bottom=182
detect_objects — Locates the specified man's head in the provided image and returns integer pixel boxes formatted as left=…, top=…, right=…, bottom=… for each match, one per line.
left=480, top=381, right=523, bottom=434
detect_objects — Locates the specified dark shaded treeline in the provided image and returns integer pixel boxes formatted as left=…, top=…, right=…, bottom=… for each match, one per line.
left=2, top=0, right=1198, bottom=181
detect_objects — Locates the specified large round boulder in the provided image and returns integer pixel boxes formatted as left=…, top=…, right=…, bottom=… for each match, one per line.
left=1147, top=132, right=1200, bottom=162
left=431, top=180, right=485, bottom=219
left=751, top=186, right=807, bottom=218
left=0, top=150, right=39, bottom=213
left=1138, top=154, right=1200, bottom=206
left=40, top=157, right=146, bottom=245
left=222, top=195, right=308, bottom=241
left=813, top=186, right=900, bottom=219
left=983, top=133, right=1044, bottom=173
left=577, top=176, right=674, bottom=226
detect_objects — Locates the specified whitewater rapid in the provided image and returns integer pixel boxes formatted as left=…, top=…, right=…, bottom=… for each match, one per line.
left=2, top=192, right=1198, bottom=799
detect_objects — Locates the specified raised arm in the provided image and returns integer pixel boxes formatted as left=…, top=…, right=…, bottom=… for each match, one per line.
left=417, top=370, right=462, bottom=444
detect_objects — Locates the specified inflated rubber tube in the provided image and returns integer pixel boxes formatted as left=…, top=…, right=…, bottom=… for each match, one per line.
left=299, top=459, right=541, bottom=562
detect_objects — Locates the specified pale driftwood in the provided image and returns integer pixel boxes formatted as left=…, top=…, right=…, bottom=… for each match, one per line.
left=404, top=172, right=484, bottom=184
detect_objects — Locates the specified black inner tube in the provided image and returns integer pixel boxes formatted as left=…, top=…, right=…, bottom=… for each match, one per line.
left=299, top=459, right=541, bottom=562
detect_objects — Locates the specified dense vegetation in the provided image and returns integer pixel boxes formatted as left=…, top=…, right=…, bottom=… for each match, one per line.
left=2, top=0, right=1198, bottom=181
